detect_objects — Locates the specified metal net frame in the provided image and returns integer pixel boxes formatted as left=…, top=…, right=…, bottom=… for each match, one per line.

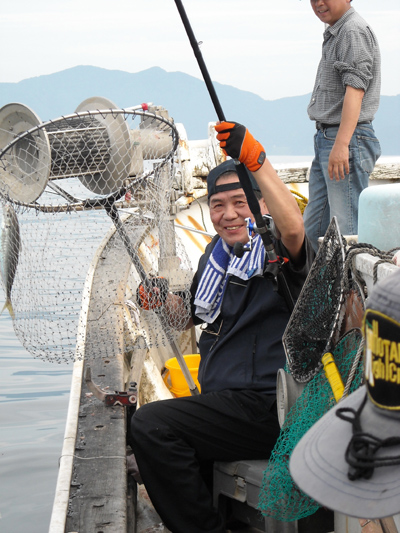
left=283, top=217, right=346, bottom=383
left=0, top=102, right=194, bottom=364
left=0, top=104, right=179, bottom=209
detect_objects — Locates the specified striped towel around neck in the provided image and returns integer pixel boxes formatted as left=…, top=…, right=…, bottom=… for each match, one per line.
left=194, top=234, right=265, bottom=323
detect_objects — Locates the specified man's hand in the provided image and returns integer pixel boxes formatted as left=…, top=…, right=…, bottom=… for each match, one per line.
left=328, top=86, right=364, bottom=181
left=136, top=277, right=169, bottom=311
left=358, top=518, right=383, bottom=532
left=215, top=121, right=266, bottom=172
left=328, top=141, right=350, bottom=181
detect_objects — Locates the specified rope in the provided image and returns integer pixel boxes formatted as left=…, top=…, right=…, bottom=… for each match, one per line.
left=339, top=242, right=400, bottom=399
left=344, top=242, right=399, bottom=293
left=341, top=336, right=364, bottom=401
left=290, top=189, right=308, bottom=215
left=336, top=396, right=400, bottom=480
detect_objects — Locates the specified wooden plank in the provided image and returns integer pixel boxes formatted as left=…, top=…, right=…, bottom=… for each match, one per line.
left=380, top=517, right=399, bottom=533
left=276, top=163, right=400, bottom=184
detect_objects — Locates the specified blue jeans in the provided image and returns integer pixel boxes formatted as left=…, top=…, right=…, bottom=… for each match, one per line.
left=303, top=123, right=381, bottom=252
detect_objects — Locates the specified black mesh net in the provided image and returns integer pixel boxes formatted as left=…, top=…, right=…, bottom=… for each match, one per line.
left=283, top=217, right=346, bottom=383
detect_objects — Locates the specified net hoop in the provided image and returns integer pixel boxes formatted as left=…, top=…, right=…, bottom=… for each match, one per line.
left=0, top=107, right=179, bottom=211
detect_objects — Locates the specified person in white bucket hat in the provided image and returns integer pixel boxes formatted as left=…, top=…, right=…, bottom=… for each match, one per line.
left=290, top=268, right=400, bottom=524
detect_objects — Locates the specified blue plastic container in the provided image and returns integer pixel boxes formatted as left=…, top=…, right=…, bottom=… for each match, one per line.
left=358, top=183, right=400, bottom=251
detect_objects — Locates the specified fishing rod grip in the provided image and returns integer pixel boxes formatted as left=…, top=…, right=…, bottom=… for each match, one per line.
left=234, top=161, right=277, bottom=258
left=322, top=352, right=345, bottom=402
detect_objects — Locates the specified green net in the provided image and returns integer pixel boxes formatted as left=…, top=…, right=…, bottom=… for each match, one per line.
left=258, top=328, right=364, bottom=521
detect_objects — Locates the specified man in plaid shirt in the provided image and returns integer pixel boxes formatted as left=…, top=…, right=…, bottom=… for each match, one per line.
left=304, top=0, right=381, bottom=252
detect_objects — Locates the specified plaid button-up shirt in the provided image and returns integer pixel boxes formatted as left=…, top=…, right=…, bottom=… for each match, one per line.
left=308, top=7, right=381, bottom=124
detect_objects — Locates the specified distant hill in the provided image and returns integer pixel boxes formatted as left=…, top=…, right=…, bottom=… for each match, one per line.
left=0, top=65, right=398, bottom=156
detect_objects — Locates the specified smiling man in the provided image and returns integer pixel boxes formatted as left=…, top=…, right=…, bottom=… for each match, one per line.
left=130, top=123, right=314, bottom=532
left=304, top=0, right=381, bottom=252
left=208, top=170, right=260, bottom=248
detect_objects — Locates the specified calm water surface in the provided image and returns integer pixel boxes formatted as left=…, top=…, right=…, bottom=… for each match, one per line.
left=0, top=295, right=72, bottom=533
left=0, top=206, right=110, bottom=532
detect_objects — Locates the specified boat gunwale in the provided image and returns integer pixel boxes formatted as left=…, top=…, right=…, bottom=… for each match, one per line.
left=48, top=216, right=125, bottom=533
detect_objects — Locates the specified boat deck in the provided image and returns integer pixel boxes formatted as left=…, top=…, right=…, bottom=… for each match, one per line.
left=65, top=222, right=147, bottom=533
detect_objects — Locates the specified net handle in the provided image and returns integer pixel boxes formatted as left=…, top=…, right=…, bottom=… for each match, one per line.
left=105, top=203, right=200, bottom=396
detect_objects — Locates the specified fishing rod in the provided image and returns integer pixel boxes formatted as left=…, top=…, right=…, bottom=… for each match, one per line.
left=173, top=0, right=294, bottom=310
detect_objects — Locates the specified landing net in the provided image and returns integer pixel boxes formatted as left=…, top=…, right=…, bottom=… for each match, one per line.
left=283, top=217, right=346, bottom=383
left=0, top=101, right=194, bottom=363
left=258, top=217, right=366, bottom=521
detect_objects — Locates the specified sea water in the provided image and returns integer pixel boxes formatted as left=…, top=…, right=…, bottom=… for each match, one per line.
left=0, top=298, right=72, bottom=533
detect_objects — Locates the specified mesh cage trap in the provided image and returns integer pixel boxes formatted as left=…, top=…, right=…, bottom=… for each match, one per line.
left=0, top=98, right=194, bottom=364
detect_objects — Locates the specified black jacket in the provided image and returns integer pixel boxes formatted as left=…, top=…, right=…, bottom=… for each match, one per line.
left=191, top=235, right=314, bottom=395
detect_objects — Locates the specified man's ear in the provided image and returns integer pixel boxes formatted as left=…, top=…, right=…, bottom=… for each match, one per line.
left=260, top=197, right=269, bottom=214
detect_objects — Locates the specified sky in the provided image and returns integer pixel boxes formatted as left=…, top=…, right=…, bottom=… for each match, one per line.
left=1, top=0, right=399, bottom=101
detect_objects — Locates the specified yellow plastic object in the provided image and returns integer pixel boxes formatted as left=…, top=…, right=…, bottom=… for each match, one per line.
left=163, top=354, right=201, bottom=397
left=321, top=352, right=345, bottom=402
left=290, top=189, right=308, bottom=215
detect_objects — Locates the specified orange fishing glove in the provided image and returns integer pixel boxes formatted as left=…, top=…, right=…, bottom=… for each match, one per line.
left=137, top=277, right=169, bottom=311
left=215, top=121, right=266, bottom=172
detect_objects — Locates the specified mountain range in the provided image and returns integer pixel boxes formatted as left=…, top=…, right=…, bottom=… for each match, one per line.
left=0, top=65, right=398, bottom=156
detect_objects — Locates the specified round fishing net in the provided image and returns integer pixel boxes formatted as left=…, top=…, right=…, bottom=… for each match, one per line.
left=258, top=328, right=364, bottom=521
left=0, top=99, right=197, bottom=364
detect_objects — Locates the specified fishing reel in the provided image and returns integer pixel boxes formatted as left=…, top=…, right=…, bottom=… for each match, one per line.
left=233, top=214, right=281, bottom=258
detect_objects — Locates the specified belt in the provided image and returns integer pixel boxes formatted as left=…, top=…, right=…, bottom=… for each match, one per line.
left=316, top=121, right=371, bottom=130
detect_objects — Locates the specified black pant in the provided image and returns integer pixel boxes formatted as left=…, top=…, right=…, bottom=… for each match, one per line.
left=130, top=389, right=280, bottom=533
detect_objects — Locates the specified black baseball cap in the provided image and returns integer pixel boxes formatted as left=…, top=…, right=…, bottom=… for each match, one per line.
left=207, top=159, right=260, bottom=199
